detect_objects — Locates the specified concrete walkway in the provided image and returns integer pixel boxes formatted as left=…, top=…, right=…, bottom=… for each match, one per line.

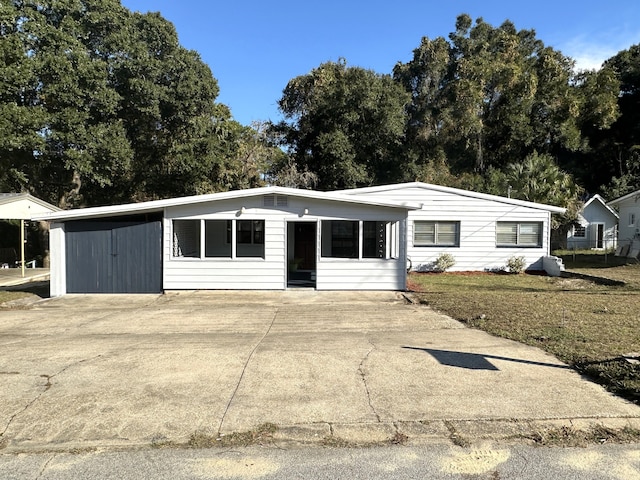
left=0, top=268, right=49, bottom=287
left=0, top=291, right=638, bottom=452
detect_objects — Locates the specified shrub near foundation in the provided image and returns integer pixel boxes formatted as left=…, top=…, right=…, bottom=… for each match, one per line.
left=434, top=253, right=456, bottom=272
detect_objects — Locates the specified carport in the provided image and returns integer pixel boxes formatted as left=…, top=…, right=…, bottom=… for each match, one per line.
left=0, top=193, right=59, bottom=277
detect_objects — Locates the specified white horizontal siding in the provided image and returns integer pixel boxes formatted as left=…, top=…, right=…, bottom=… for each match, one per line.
left=613, top=200, right=639, bottom=244
left=162, top=195, right=409, bottom=291
left=316, top=259, right=406, bottom=290
left=355, top=186, right=553, bottom=272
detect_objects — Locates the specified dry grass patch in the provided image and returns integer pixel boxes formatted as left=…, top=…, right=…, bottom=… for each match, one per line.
left=408, top=264, right=640, bottom=404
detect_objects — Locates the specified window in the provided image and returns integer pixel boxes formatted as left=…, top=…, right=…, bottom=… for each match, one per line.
left=496, top=222, right=542, bottom=247
left=205, top=220, right=232, bottom=257
left=573, top=225, right=586, bottom=238
left=172, top=220, right=200, bottom=258
left=630, top=213, right=637, bottom=227
left=414, top=221, right=460, bottom=247
left=174, top=219, right=265, bottom=259
left=321, top=220, right=398, bottom=259
left=363, top=221, right=388, bottom=258
left=237, top=220, right=265, bottom=258
left=321, top=220, right=358, bottom=258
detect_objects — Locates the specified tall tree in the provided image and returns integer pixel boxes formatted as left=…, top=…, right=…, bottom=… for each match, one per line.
left=274, top=59, right=410, bottom=190
left=395, top=14, right=619, bottom=177
left=0, top=0, right=233, bottom=207
left=593, top=45, right=640, bottom=198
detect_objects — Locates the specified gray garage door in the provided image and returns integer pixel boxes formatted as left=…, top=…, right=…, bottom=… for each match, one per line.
left=65, top=215, right=162, bottom=293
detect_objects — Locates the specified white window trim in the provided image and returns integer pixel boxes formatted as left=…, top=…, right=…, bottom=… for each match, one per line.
left=172, top=219, right=266, bottom=260
left=496, top=221, right=543, bottom=248
left=413, top=221, right=460, bottom=247
left=321, top=220, right=398, bottom=260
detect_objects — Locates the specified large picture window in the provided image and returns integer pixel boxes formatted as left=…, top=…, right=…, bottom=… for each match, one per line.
left=496, top=222, right=542, bottom=247
left=573, top=225, right=586, bottom=238
left=321, top=220, right=397, bottom=259
left=414, top=221, right=460, bottom=247
left=174, top=219, right=265, bottom=259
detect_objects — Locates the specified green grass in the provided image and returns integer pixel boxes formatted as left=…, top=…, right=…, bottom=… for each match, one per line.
left=408, top=257, right=640, bottom=404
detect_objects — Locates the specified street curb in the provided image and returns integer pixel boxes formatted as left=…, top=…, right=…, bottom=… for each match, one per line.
left=3, top=418, right=640, bottom=454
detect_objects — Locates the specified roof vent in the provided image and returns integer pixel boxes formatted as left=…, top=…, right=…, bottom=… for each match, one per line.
left=263, top=194, right=288, bottom=208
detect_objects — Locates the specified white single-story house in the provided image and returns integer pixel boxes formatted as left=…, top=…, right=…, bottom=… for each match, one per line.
left=566, top=194, right=618, bottom=250
left=339, top=182, right=565, bottom=273
left=33, top=183, right=566, bottom=296
left=33, top=186, right=422, bottom=296
left=608, top=189, right=640, bottom=258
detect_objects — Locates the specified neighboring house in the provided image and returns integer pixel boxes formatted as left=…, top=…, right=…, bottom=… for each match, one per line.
left=33, top=183, right=566, bottom=297
left=0, top=193, right=60, bottom=270
left=567, top=194, right=618, bottom=250
left=608, top=189, right=640, bottom=257
left=340, top=182, right=565, bottom=273
left=33, top=186, right=421, bottom=296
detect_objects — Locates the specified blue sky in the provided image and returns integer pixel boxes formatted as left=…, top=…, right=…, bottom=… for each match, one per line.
left=120, top=0, right=640, bottom=126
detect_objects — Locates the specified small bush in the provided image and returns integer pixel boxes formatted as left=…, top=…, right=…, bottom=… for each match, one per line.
left=506, top=256, right=526, bottom=274
left=434, top=253, right=455, bottom=272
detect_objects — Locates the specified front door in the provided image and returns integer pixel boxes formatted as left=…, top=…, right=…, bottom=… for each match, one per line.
left=596, top=224, right=604, bottom=249
left=287, top=222, right=316, bottom=287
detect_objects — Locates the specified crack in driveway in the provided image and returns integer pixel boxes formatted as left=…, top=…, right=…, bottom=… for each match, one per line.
left=34, top=454, right=55, bottom=480
left=217, top=308, right=279, bottom=435
left=0, top=355, right=103, bottom=440
left=358, top=338, right=381, bottom=423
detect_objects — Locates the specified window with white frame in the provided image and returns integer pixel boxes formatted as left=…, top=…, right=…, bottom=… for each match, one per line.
left=236, top=220, right=265, bottom=258
left=573, top=225, right=586, bottom=238
left=321, top=220, right=358, bottom=258
left=205, top=220, right=232, bottom=257
left=321, top=220, right=398, bottom=259
left=413, top=221, right=460, bottom=247
left=496, top=221, right=542, bottom=247
left=173, top=220, right=200, bottom=258
left=174, top=219, right=265, bottom=259
left=363, top=221, right=388, bottom=258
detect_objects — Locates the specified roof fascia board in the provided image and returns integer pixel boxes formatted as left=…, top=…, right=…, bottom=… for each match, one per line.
left=32, top=186, right=420, bottom=221
left=339, top=182, right=566, bottom=214
left=0, top=193, right=61, bottom=212
left=608, top=189, right=640, bottom=206
left=583, top=194, right=619, bottom=219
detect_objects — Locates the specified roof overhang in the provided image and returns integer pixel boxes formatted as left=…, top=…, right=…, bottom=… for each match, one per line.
left=32, top=186, right=422, bottom=222
left=608, top=189, right=640, bottom=207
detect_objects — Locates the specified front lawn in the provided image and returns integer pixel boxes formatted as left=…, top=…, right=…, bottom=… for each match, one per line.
left=408, top=262, right=640, bottom=404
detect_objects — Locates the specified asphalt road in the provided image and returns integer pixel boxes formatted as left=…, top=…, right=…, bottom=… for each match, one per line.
left=2, top=443, right=639, bottom=480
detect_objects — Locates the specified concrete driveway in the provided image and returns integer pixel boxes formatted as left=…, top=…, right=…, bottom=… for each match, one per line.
left=1, top=291, right=638, bottom=451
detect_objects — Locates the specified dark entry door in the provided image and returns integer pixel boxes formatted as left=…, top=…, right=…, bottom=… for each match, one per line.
left=596, top=224, right=604, bottom=249
left=288, top=222, right=316, bottom=287
left=294, top=223, right=316, bottom=270
left=65, top=216, right=162, bottom=293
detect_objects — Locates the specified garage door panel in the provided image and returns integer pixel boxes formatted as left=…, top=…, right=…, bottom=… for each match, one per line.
left=112, top=221, right=162, bottom=293
left=65, top=217, right=162, bottom=294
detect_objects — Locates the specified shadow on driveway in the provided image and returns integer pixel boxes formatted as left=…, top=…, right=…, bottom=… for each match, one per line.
left=402, top=346, right=572, bottom=371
